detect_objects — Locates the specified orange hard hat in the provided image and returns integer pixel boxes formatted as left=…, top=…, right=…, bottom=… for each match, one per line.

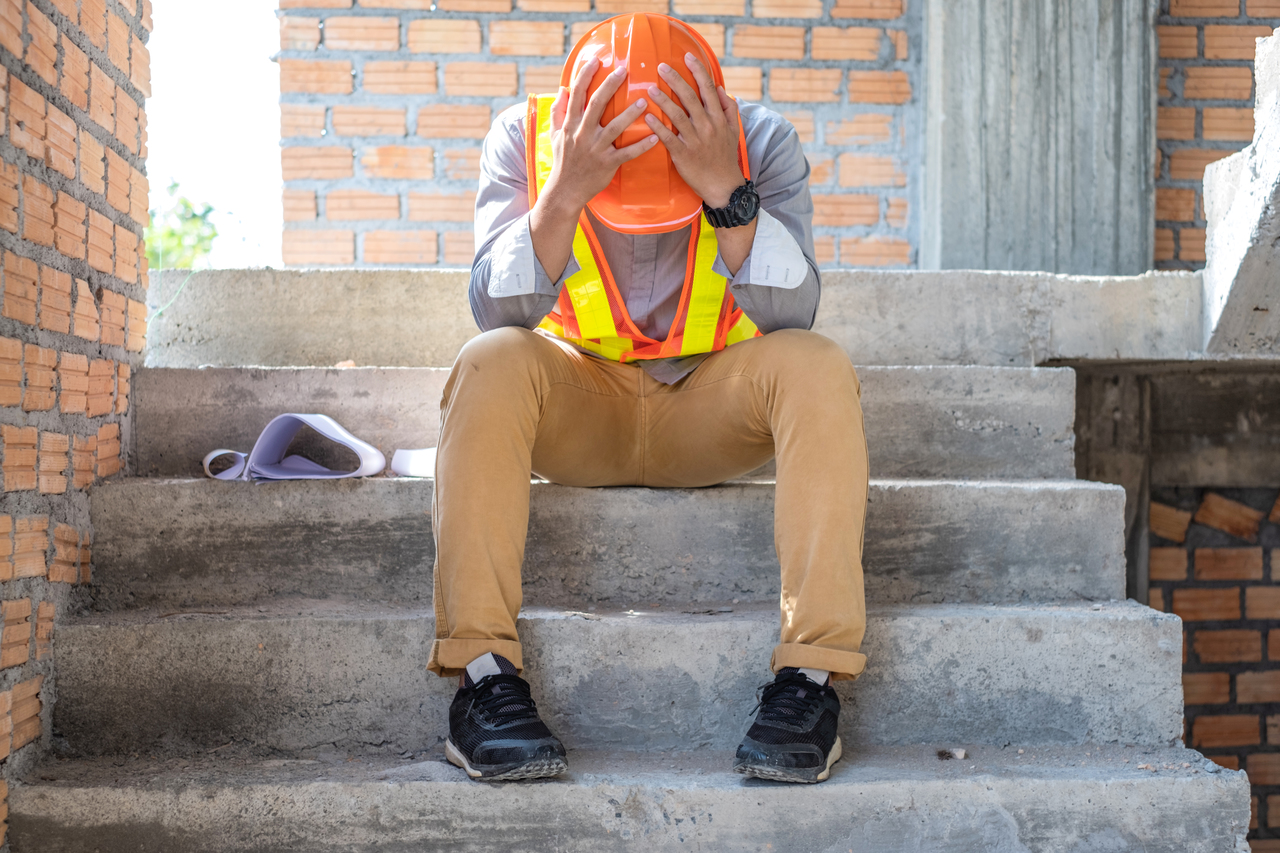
left=562, top=14, right=745, bottom=234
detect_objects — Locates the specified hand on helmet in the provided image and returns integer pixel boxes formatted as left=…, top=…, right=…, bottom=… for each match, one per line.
left=645, top=53, right=745, bottom=210
left=544, top=57, right=660, bottom=213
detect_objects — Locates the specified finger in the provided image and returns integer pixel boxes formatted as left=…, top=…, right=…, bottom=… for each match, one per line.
left=600, top=96, right=648, bottom=144
left=566, top=57, right=598, bottom=127
left=657, top=62, right=707, bottom=126
left=613, top=134, right=661, bottom=164
left=717, top=86, right=739, bottom=124
left=645, top=84, right=695, bottom=138
left=685, top=53, right=723, bottom=126
left=584, top=64, right=627, bottom=129
left=550, top=86, right=569, bottom=132
left=643, top=113, right=682, bottom=150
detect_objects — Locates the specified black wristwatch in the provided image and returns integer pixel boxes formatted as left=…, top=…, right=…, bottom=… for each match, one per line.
left=703, top=180, right=760, bottom=229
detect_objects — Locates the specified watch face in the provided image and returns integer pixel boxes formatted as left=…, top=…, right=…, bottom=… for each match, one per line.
left=732, top=184, right=760, bottom=224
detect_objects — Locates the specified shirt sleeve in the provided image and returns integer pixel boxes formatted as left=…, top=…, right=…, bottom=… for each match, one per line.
left=468, top=107, right=579, bottom=331
left=712, top=107, right=821, bottom=333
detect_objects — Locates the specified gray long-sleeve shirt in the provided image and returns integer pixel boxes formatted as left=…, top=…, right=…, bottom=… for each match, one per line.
left=469, top=99, right=820, bottom=383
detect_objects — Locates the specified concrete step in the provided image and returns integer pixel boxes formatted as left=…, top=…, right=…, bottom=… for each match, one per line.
left=146, top=268, right=1204, bottom=368
left=52, top=601, right=1180, bottom=757
left=87, top=477, right=1126, bottom=610
left=8, top=746, right=1247, bottom=853
left=132, top=364, right=1077, bottom=480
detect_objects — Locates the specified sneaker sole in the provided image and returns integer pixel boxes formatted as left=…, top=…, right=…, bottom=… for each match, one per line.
left=733, top=736, right=843, bottom=784
left=445, top=739, right=568, bottom=782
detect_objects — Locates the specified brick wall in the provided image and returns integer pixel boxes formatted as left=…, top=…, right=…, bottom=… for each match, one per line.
left=276, top=0, right=921, bottom=269
left=1149, top=487, right=1280, bottom=850
left=1155, top=1, right=1277, bottom=269
left=0, top=0, right=150, bottom=837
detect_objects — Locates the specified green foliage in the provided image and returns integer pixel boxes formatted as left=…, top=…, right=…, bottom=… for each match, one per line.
left=145, top=182, right=218, bottom=271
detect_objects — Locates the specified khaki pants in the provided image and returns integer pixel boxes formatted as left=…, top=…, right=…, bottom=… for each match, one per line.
left=427, top=326, right=869, bottom=681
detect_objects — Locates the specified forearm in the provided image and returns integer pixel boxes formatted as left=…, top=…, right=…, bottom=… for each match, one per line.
left=469, top=240, right=565, bottom=331
left=529, top=180, right=584, bottom=282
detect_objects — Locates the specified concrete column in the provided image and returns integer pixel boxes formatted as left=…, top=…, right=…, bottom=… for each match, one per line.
left=921, top=0, right=1158, bottom=275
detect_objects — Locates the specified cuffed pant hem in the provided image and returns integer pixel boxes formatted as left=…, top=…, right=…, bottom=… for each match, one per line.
left=771, top=643, right=866, bottom=682
left=428, top=638, right=525, bottom=678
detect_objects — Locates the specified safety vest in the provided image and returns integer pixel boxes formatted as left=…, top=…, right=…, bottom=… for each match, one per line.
left=525, top=94, right=761, bottom=363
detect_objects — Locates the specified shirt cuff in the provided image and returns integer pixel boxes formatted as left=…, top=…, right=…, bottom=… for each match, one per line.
left=711, top=208, right=808, bottom=290
left=487, top=214, right=578, bottom=298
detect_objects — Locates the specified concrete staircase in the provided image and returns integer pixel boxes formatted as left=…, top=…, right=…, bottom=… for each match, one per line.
left=8, top=269, right=1250, bottom=851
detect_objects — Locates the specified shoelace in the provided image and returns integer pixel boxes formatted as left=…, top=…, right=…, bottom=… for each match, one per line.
left=752, top=671, right=824, bottom=723
left=467, top=674, right=541, bottom=727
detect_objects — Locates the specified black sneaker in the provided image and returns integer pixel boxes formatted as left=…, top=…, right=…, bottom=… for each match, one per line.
left=732, top=668, right=842, bottom=783
left=445, top=667, right=567, bottom=782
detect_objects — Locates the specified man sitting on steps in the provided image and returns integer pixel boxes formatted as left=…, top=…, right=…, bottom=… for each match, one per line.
left=432, top=12, right=869, bottom=784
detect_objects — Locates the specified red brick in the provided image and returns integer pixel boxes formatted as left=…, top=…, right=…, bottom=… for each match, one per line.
left=1184, top=67, right=1254, bottom=101
left=849, top=70, right=911, bottom=104
left=840, top=237, right=911, bottom=267
left=1204, top=107, right=1254, bottom=141
left=1173, top=588, right=1241, bottom=621
left=827, top=114, right=893, bottom=144
left=125, top=302, right=145, bottom=353
left=282, top=147, right=354, bottom=180
left=722, top=67, right=762, bottom=100
left=99, top=291, right=126, bottom=348
left=1248, top=587, right=1280, bottom=620
left=444, top=231, right=475, bottom=265
left=1149, top=586, right=1166, bottom=610
left=58, top=352, right=88, bottom=415
left=830, top=0, right=903, bottom=18
left=39, top=267, right=72, bottom=334
left=442, top=148, right=482, bottom=181
left=733, top=26, right=804, bottom=60
left=1196, top=547, right=1263, bottom=580
left=418, top=105, right=491, bottom=139
left=1238, top=671, right=1280, bottom=704
left=106, top=149, right=131, bottom=214
left=1250, top=753, right=1280, bottom=785
left=1160, top=67, right=1173, bottom=100
left=3, top=427, right=38, bottom=492
left=770, top=69, right=842, bottom=103
left=0, top=162, right=16, bottom=236
left=325, top=190, right=400, bottom=221
left=437, top=0, right=511, bottom=9
left=522, top=65, right=563, bottom=97
left=87, top=210, right=113, bottom=273
left=283, top=230, right=355, bottom=266
left=1170, top=0, right=1242, bottom=13
left=1155, top=227, right=1175, bottom=262
left=39, top=434, right=69, bottom=495
left=364, top=230, right=438, bottom=264
left=0, top=342, right=20, bottom=408
left=0, top=599, right=31, bottom=667
left=364, top=61, right=437, bottom=95
left=1150, top=547, right=1188, bottom=580
left=1152, top=501, right=1195, bottom=542
left=1248, top=0, right=1280, bottom=12
left=1205, top=25, right=1273, bottom=59
left=61, top=39, right=90, bottom=111
left=3, top=253, right=38, bottom=326
left=332, top=106, right=406, bottom=137
left=34, top=601, right=52, bottom=659
left=445, top=63, right=517, bottom=97
left=280, top=16, right=321, bottom=51
left=283, top=190, right=317, bottom=222
left=837, top=154, right=906, bottom=188
left=10, top=79, right=48, bottom=162
left=73, top=279, right=99, bottom=341
left=1196, top=493, right=1264, bottom=542
left=1195, top=629, right=1261, bottom=663
left=360, top=146, right=434, bottom=179
left=22, top=177, right=55, bottom=248
left=1207, top=754, right=1239, bottom=770
left=0, top=0, right=20, bottom=56
left=491, top=20, right=564, bottom=56
left=886, top=198, right=908, bottom=228
left=1158, top=106, right=1197, bottom=141
left=1169, top=147, right=1236, bottom=181
left=1184, top=672, right=1230, bottom=705
left=115, top=225, right=139, bottom=284
left=89, top=62, right=115, bottom=132
left=1157, top=188, right=1197, bottom=221
left=409, top=19, right=481, bottom=54
left=811, top=26, right=881, bottom=61
left=96, top=422, right=121, bottom=478
left=26, top=4, right=58, bottom=85
left=46, top=106, right=77, bottom=179
left=752, top=0, right=821, bottom=15
left=409, top=192, right=477, bottom=222
left=673, top=0, right=743, bottom=13
left=1192, top=714, right=1259, bottom=748
left=280, top=59, right=353, bottom=95
left=81, top=0, right=107, bottom=48
left=282, top=104, right=326, bottom=138
left=23, top=344, right=57, bottom=412
left=80, top=132, right=105, bottom=194
left=325, top=16, right=399, bottom=51
left=812, top=194, right=878, bottom=226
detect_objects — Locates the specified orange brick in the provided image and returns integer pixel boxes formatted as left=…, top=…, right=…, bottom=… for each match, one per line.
left=58, top=353, right=88, bottom=415
left=364, top=230, right=438, bottom=264
left=827, top=114, right=893, bottom=144
left=520, top=0, right=590, bottom=9
left=72, top=434, right=95, bottom=488
left=1239, top=671, right=1280, bottom=704
left=445, top=63, right=517, bottom=97
left=0, top=0, right=20, bottom=55
left=752, top=0, right=821, bottom=15
left=3, top=253, right=38, bottom=326
left=81, top=0, right=107, bottom=48
left=886, top=198, right=907, bottom=228
left=364, top=61, right=437, bottom=95
left=831, top=0, right=902, bottom=17
left=283, top=190, right=317, bottom=222
left=34, top=601, right=52, bottom=659
left=812, top=194, right=878, bottom=226
left=1170, top=0, right=1242, bottom=12
left=673, top=0, right=743, bottom=13
left=1272, top=494, right=1280, bottom=525
left=280, top=59, right=353, bottom=95
left=418, top=105, right=491, bottom=139
left=1205, top=25, right=1273, bottom=59
left=0, top=338, right=20, bottom=408
left=808, top=155, right=833, bottom=185
left=332, top=106, right=406, bottom=137
left=409, top=19, right=481, bottom=54
left=1158, top=106, right=1197, bottom=141
left=1174, top=588, right=1241, bottom=621
left=11, top=674, right=42, bottom=750
left=39, top=267, right=72, bottom=334
left=99, top=291, right=126, bottom=348
left=325, top=190, right=400, bottom=221
left=280, top=0, right=351, bottom=6
left=596, top=0, right=664, bottom=10
left=106, top=9, right=130, bottom=71
left=87, top=210, right=113, bottom=273
left=837, top=154, right=906, bottom=188
left=0, top=600, right=30, bottom=669
left=89, top=62, right=114, bottom=131
left=46, top=106, right=77, bottom=179
left=131, top=33, right=151, bottom=97
left=782, top=111, right=814, bottom=143
left=73, top=279, right=100, bottom=341
left=23, top=344, right=56, bottom=413
left=811, top=26, right=881, bottom=61
left=1248, top=0, right=1280, bottom=12
left=722, top=66, right=762, bottom=100
left=771, top=68, right=842, bottom=102
left=687, top=22, right=725, bottom=57
left=61, top=39, right=90, bottom=111
left=409, top=192, right=477, bottom=222
left=1169, top=147, right=1236, bottom=181
left=125, top=301, right=145, bottom=353
left=10, top=79, right=48, bottom=161
left=1207, top=754, right=1239, bottom=770
left=25, top=4, right=58, bottom=85
left=1151, top=501, right=1194, bottom=542
left=1150, top=547, right=1189, bottom=580
left=283, top=230, right=355, bottom=266
left=1196, top=547, right=1263, bottom=580
left=849, top=70, right=911, bottom=104
left=733, top=26, right=804, bottom=60
left=80, top=132, right=105, bottom=194
left=1251, top=753, right=1280, bottom=785
left=1193, top=714, right=1259, bottom=748
left=106, top=149, right=131, bottom=214
left=1184, top=672, right=1231, bottom=706
left=523, top=65, right=563, bottom=96
left=116, top=225, right=140, bottom=285
left=437, top=0, right=511, bottom=9
left=1248, top=587, right=1280, bottom=620
left=1160, top=67, right=1173, bottom=100
left=280, top=16, right=321, bottom=50
left=96, top=423, right=120, bottom=478
left=1196, top=493, right=1264, bottom=542
left=1155, top=227, right=1175, bottom=261
left=1203, top=107, right=1254, bottom=141
left=38, top=433, right=68, bottom=495
left=23, top=179, right=55, bottom=253
left=1157, top=188, right=1197, bottom=221
left=813, top=235, right=835, bottom=265
left=1184, top=67, right=1254, bottom=101
left=360, top=146, right=434, bottom=179
left=491, top=20, right=564, bottom=56
left=1195, top=629, right=1261, bottom=663
left=1149, top=587, right=1166, bottom=610
left=444, top=231, right=475, bottom=265
left=324, top=16, right=399, bottom=51
left=3, top=427, right=38, bottom=492
left=443, top=148, right=482, bottom=181
left=840, top=236, right=911, bottom=267
left=569, top=21, right=594, bottom=45
left=888, top=29, right=907, bottom=59
left=282, top=104, right=326, bottom=138
left=282, top=147, right=354, bottom=180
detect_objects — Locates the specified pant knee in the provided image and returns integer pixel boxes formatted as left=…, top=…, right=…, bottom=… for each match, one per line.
left=759, top=330, right=859, bottom=393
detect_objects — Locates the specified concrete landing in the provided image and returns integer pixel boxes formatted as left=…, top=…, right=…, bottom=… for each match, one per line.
left=87, top=477, right=1126, bottom=609
left=9, top=746, right=1248, bottom=852
left=52, top=601, right=1182, bottom=756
